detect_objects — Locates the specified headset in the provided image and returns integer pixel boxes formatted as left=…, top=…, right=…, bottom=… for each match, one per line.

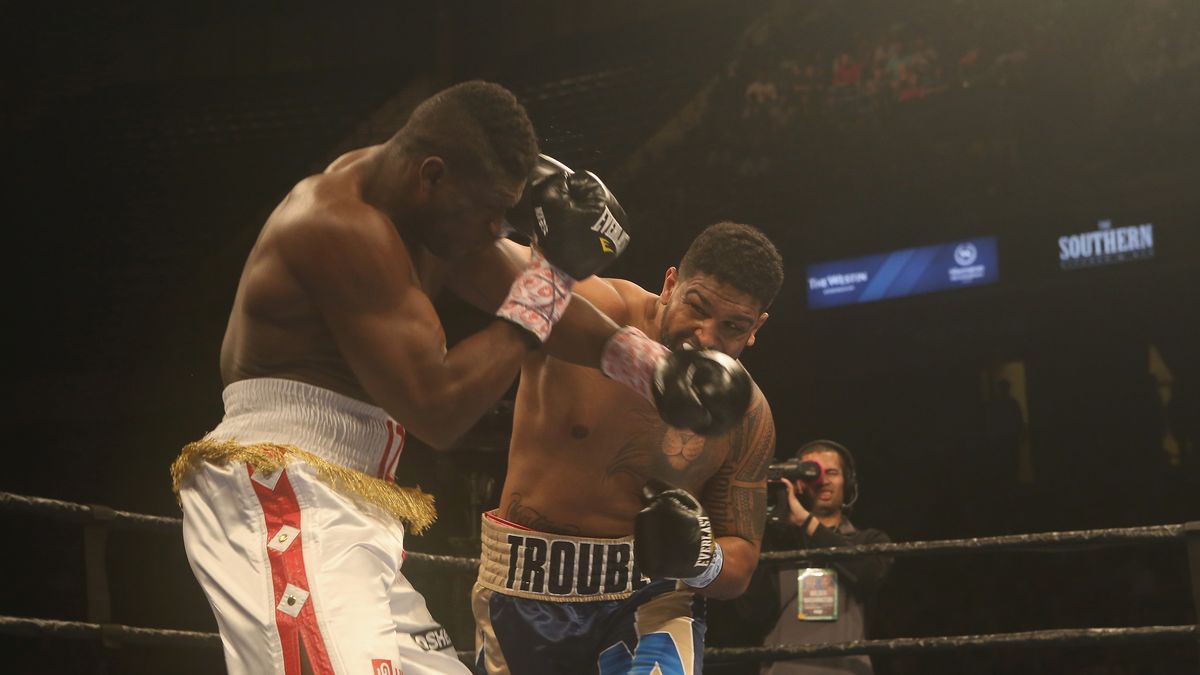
left=793, top=439, right=858, bottom=512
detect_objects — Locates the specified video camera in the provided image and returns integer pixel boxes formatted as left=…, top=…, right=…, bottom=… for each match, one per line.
left=765, top=459, right=824, bottom=524
left=766, top=459, right=823, bottom=483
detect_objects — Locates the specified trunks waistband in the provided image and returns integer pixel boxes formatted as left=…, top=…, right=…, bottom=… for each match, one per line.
left=476, top=511, right=653, bottom=602
left=206, top=377, right=404, bottom=480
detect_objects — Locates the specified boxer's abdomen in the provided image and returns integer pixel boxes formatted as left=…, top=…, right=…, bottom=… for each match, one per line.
left=503, top=355, right=729, bottom=537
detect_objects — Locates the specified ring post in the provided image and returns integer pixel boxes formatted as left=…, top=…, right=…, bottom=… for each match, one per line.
left=1186, top=521, right=1200, bottom=668
left=83, top=504, right=116, bottom=650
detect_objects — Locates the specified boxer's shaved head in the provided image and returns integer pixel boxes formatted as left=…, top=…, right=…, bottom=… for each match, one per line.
left=679, top=222, right=783, bottom=310
left=394, top=80, right=539, bottom=185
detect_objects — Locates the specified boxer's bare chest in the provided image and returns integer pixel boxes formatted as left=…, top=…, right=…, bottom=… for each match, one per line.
left=599, top=408, right=727, bottom=498
left=532, top=359, right=729, bottom=496
left=503, top=355, right=736, bottom=535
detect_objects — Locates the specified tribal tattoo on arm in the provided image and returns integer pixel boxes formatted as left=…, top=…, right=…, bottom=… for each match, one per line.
left=700, top=391, right=775, bottom=542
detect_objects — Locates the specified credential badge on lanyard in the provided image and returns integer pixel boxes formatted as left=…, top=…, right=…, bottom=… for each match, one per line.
left=797, top=567, right=838, bottom=621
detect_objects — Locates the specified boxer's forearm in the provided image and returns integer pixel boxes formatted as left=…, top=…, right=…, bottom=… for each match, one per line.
left=691, top=536, right=759, bottom=599
left=541, top=293, right=621, bottom=368
left=360, top=320, right=528, bottom=450
left=446, top=241, right=624, bottom=369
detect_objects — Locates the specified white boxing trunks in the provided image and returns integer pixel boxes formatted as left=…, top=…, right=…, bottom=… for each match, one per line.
left=174, top=377, right=469, bottom=675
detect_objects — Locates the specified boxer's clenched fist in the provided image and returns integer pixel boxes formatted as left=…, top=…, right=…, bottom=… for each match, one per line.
left=635, top=478, right=723, bottom=588
left=505, top=154, right=629, bottom=280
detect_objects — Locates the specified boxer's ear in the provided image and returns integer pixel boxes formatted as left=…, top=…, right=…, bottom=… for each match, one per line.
left=659, top=267, right=679, bottom=305
left=745, top=312, right=769, bottom=347
left=418, top=156, right=446, bottom=192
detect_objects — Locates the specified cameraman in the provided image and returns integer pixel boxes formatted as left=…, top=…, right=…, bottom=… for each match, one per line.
left=758, top=440, right=892, bottom=675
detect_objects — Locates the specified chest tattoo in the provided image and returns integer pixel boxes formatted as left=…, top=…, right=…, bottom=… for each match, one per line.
left=661, top=428, right=707, bottom=470
left=605, top=413, right=723, bottom=489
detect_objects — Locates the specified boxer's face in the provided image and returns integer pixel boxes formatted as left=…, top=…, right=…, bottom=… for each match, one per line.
left=798, top=450, right=845, bottom=515
left=656, top=268, right=768, bottom=358
left=419, top=159, right=524, bottom=258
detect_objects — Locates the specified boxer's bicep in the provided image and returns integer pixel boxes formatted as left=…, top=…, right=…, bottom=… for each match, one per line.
left=287, top=216, right=447, bottom=401
left=696, top=393, right=774, bottom=596
left=701, top=392, right=775, bottom=544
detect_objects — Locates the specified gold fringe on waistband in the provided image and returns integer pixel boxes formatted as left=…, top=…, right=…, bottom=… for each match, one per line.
left=170, top=438, right=436, bottom=534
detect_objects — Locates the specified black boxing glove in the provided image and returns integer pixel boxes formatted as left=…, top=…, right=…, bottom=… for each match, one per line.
left=494, top=156, right=584, bottom=345
left=635, top=478, right=724, bottom=587
left=505, top=154, right=571, bottom=242
left=651, top=348, right=753, bottom=437
left=505, top=154, right=630, bottom=280
left=600, top=327, right=753, bottom=436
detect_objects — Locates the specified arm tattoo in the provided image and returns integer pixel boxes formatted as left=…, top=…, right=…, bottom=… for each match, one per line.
left=735, top=396, right=775, bottom=483
left=732, top=486, right=767, bottom=541
left=703, top=391, right=775, bottom=542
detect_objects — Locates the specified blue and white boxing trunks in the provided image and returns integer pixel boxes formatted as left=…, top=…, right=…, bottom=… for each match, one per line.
left=472, top=511, right=706, bottom=675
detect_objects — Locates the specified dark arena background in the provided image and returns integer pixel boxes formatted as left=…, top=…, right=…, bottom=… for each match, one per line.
left=4, top=2, right=1199, bottom=673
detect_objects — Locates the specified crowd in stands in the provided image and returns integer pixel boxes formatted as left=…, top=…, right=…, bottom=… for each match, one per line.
left=613, top=0, right=1199, bottom=278
left=736, top=0, right=1197, bottom=122
left=739, top=32, right=1025, bottom=124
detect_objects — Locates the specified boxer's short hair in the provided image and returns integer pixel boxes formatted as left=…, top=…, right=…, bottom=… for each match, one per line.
left=679, top=222, right=784, bottom=310
left=396, top=81, right=539, bottom=185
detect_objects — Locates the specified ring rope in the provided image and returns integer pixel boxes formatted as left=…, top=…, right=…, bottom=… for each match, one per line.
left=0, top=615, right=477, bottom=661
left=1, top=491, right=1188, bottom=567
left=0, top=491, right=467, bottom=568
left=3, top=490, right=1196, bottom=664
left=703, top=625, right=1200, bottom=663
left=1, top=491, right=181, bottom=534
left=759, top=524, right=1185, bottom=565
left=2, top=614, right=1193, bottom=663
left=0, top=614, right=220, bottom=649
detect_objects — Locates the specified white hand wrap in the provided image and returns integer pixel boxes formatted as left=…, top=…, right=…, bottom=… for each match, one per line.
left=496, top=249, right=575, bottom=344
left=600, top=326, right=670, bottom=400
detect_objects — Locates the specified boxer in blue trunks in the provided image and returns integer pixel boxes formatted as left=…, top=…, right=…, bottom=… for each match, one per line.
left=470, top=222, right=783, bottom=675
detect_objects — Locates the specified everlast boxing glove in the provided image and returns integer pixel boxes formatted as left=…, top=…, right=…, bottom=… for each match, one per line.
left=505, top=154, right=630, bottom=279
left=635, top=478, right=723, bottom=588
left=504, top=153, right=571, bottom=237
left=601, top=327, right=753, bottom=436
left=651, top=348, right=752, bottom=437
left=496, top=155, right=629, bottom=344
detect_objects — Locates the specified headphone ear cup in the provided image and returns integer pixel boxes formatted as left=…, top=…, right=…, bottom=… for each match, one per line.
left=840, top=446, right=858, bottom=510
left=843, top=473, right=858, bottom=509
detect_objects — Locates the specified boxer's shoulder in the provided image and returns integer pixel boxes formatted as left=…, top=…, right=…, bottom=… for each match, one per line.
left=257, top=190, right=415, bottom=310
left=571, top=276, right=655, bottom=328
left=271, top=175, right=403, bottom=257
left=322, top=145, right=378, bottom=173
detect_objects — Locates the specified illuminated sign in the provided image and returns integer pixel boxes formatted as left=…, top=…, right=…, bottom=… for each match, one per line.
left=806, top=236, right=999, bottom=309
left=1058, top=219, right=1154, bottom=269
